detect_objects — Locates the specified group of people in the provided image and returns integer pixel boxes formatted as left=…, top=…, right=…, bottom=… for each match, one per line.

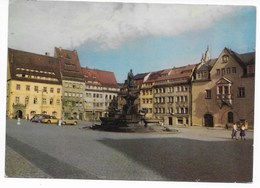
left=231, top=122, right=246, bottom=140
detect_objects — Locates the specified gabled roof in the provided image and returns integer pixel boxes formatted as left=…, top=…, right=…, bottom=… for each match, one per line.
left=216, top=77, right=232, bottom=85
left=8, top=48, right=62, bottom=85
left=155, top=64, right=196, bottom=82
left=54, top=47, right=85, bottom=82
left=81, top=67, right=118, bottom=88
left=196, top=59, right=217, bottom=72
left=224, top=48, right=255, bottom=68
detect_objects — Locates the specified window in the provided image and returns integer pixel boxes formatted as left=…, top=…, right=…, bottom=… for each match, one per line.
left=50, top=98, right=53, bottom=105
left=26, top=85, right=30, bottom=91
left=227, top=68, right=231, bottom=74
left=43, top=87, right=47, bottom=92
left=34, top=98, right=38, bottom=104
left=218, top=86, right=223, bottom=95
left=15, top=97, right=19, bottom=104
left=232, top=67, right=236, bottom=73
left=238, top=87, right=245, bottom=98
left=50, top=88, right=54, bottom=93
left=216, top=69, right=220, bottom=76
left=57, top=88, right=61, bottom=94
left=34, top=86, right=38, bottom=92
left=42, top=98, right=46, bottom=105
left=56, top=99, right=60, bottom=104
left=205, top=89, right=211, bottom=99
left=221, top=68, right=225, bottom=76
left=25, top=96, right=29, bottom=105
left=16, top=84, right=21, bottom=90
left=222, top=55, right=229, bottom=63
left=224, top=86, right=229, bottom=95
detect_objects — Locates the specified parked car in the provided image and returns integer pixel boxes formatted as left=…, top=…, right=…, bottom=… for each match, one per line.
left=30, top=114, right=48, bottom=123
left=41, top=115, right=59, bottom=124
left=61, top=117, right=78, bottom=125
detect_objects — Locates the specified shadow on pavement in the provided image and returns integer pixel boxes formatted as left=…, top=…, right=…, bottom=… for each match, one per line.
left=6, top=135, right=98, bottom=179
left=99, top=137, right=253, bottom=183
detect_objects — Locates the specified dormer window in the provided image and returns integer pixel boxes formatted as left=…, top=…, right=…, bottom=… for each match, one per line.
left=222, top=55, right=229, bottom=63
left=66, top=54, right=71, bottom=59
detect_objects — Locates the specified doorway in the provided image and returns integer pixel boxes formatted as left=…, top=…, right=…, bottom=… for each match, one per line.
left=16, top=110, right=23, bottom=119
left=204, top=113, right=214, bottom=127
left=168, top=117, right=173, bottom=125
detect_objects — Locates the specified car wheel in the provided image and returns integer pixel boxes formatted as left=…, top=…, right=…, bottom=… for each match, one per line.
left=74, top=121, right=77, bottom=125
left=48, top=120, right=51, bottom=124
left=63, top=122, right=66, bottom=125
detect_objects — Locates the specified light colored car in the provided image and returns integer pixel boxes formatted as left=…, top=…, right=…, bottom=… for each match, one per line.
left=61, top=117, right=77, bottom=125
left=41, top=115, right=59, bottom=124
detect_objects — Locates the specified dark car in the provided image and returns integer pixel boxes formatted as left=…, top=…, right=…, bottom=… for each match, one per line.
left=30, top=114, right=48, bottom=123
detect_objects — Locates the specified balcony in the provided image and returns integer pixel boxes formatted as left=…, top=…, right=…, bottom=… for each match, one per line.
left=216, top=94, right=233, bottom=108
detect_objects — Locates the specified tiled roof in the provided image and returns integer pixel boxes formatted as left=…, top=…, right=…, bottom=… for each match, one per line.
left=156, top=64, right=196, bottom=82
left=54, top=47, right=85, bottom=82
left=145, top=70, right=165, bottom=83
left=134, top=73, right=149, bottom=80
left=81, top=67, right=118, bottom=88
left=8, top=48, right=62, bottom=84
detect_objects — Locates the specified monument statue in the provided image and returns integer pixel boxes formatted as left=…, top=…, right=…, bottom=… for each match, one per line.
left=92, top=69, right=145, bottom=131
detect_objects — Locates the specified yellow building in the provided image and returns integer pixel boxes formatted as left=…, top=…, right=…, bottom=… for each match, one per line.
left=7, top=48, right=62, bottom=119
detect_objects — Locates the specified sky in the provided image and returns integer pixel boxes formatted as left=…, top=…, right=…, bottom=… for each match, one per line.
left=7, top=0, right=256, bottom=83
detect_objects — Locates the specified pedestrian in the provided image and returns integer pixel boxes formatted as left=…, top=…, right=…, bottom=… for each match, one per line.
left=240, top=124, right=246, bottom=140
left=231, top=123, right=238, bottom=140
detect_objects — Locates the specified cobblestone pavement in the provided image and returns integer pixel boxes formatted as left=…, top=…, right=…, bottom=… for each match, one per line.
left=5, top=119, right=254, bottom=182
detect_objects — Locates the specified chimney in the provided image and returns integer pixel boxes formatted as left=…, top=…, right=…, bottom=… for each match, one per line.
left=45, top=52, right=50, bottom=56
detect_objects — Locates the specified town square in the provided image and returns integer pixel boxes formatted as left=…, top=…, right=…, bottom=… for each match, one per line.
left=1, top=0, right=258, bottom=187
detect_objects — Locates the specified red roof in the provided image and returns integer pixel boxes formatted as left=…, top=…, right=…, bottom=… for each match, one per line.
left=155, top=64, right=196, bottom=82
left=81, top=67, right=118, bottom=88
left=8, top=48, right=62, bottom=85
left=54, top=47, right=85, bottom=82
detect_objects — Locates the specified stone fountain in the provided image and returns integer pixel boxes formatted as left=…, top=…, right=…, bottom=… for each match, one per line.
left=91, top=69, right=146, bottom=131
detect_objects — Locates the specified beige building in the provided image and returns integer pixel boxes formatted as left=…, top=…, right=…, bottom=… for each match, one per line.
left=54, top=47, right=85, bottom=120
left=139, top=71, right=163, bottom=119
left=81, top=67, right=119, bottom=121
left=192, top=48, right=255, bottom=128
left=152, top=65, right=196, bottom=126
left=7, top=48, right=62, bottom=119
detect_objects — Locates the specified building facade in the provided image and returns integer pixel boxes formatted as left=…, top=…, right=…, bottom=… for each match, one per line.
left=7, top=48, right=62, bottom=119
left=192, top=48, right=255, bottom=128
left=152, top=65, right=196, bottom=126
left=81, top=67, right=119, bottom=121
left=54, top=47, right=85, bottom=120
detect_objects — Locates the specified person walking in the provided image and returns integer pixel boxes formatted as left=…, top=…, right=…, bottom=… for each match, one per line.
left=240, top=124, right=246, bottom=140
left=231, top=123, right=238, bottom=140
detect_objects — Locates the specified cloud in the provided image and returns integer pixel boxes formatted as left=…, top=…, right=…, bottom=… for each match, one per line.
left=8, top=0, right=237, bottom=54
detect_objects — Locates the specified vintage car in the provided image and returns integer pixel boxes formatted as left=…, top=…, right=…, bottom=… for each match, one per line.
left=41, top=115, right=59, bottom=124
left=61, top=117, right=78, bottom=125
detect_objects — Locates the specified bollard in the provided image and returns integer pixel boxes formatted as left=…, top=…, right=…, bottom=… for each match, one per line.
left=58, top=119, right=61, bottom=126
left=17, top=118, right=21, bottom=125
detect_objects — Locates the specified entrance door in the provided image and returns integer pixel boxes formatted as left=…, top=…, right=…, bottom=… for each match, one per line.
left=228, top=112, right=234, bottom=123
left=16, top=110, right=23, bottom=119
left=204, top=114, right=213, bottom=127
left=168, top=117, right=173, bottom=125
